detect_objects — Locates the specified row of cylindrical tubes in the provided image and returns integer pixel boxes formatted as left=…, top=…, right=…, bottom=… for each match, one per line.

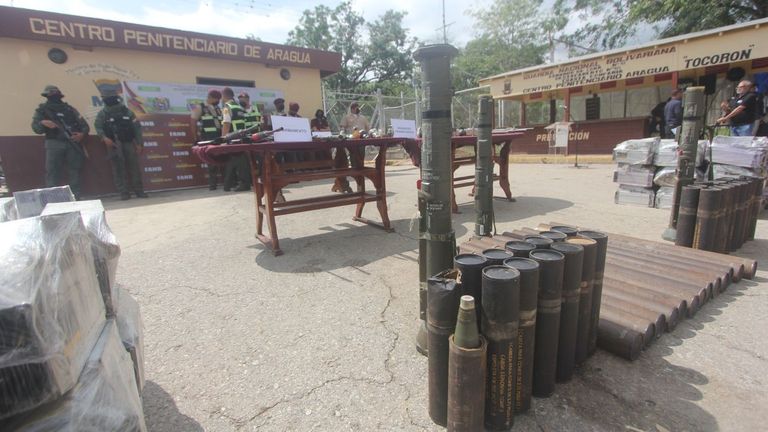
left=460, top=222, right=758, bottom=364
left=675, top=177, right=763, bottom=252
left=428, top=226, right=607, bottom=431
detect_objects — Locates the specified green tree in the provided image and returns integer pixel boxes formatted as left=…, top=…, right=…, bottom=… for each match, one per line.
left=286, top=2, right=417, bottom=93
left=555, top=0, right=768, bottom=53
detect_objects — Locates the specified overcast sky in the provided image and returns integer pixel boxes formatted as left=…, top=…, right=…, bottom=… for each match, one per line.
left=1, top=0, right=493, bottom=47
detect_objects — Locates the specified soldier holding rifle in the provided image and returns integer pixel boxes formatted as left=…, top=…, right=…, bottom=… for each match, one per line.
left=31, top=85, right=90, bottom=199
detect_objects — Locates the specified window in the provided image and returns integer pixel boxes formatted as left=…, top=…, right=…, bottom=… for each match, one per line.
left=626, top=85, right=671, bottom=118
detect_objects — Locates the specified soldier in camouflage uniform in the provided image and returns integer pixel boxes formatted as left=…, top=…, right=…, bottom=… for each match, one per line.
left=94, top=89, right=148, bottom=200
left=31, top=85, right=90, bottom=199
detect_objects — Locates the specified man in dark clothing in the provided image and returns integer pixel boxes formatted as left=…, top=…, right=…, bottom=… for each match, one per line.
left=191, top=89, right=223, bottom=190
left=664, top=89, right=683, bottom=138
left=718, top=80, right=758, bottom=136
left=649, top=100, right=667, bottom=137
left=94, top=89, right=147, bottom=200
left=31, top=85, right=90, bottom=200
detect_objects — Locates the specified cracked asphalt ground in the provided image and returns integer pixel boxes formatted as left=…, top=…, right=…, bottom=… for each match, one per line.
left=104, top=162, right=768, bottom=431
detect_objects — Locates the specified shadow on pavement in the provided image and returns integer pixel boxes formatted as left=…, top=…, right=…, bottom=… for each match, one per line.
left=142, top=381, right=203, bottom=432
left=453, top=195, right=574, bottom=224
left=252, top=218, right=468, bottom=273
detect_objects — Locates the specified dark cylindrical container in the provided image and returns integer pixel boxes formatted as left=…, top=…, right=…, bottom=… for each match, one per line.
left=597, top=318, right=644, bottom=361
left=578, top=230, right=607, bottom=356
left=675, top=185, right=701, bottom=247
left=748, top=178, right=763, bottom=240
left=565, top=236, right=596, bottom=364
left=483, top=248, right=514, bottom=266
left=502, top=257, right=539, bottom=413
left=528, top=249, right=565, bottom=398
left=505, top=240, right=536, bottom=257
left=427, top=270, right=462, bottom=426
left=551, top=225, right=578, bottom=237
left=481, top=265, right=521, bottom=430
left=550, top=242, right=583, bottom=382
left=539, top=231, right=568, bottom=242
left=524, top=235, right=553, bottom=250
left=447, top=335, right=487, bottom=432
left=455, top=254, right=489, bottom=320
left=693, top=187, right=721, bottom=252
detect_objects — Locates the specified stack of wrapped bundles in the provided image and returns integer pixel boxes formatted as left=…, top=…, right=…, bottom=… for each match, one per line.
left=1, top=197, right=17, bottom=222
left=0, top=213, right=106, bottom=419
left=710, top=136, right=768, bottom=208
left=41, top=201, right=121, bottom=317
left=654, top=187, right=675, bottom=209
left=0, top=203, right=147, bottom=430
left=613, top=138, right=657, bottom=206
left=0, top=321, right=147, bottom=431
left=12, top=186, right=75, bottom=219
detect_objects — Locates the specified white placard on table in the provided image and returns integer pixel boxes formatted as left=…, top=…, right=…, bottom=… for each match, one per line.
left=391, top=119, right=417, bottom=139
left=271, top=116, right=313, bottom=142
left=312, top=131, right=333, bottom=138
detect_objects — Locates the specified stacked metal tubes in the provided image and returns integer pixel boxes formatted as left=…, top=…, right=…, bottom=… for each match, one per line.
left=457, top=223, right=758, bottom=362
left=675, top=178, right=764, bottom=252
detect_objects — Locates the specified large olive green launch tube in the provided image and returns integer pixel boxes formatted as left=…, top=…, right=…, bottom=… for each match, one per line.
left=481, top=265, right=521, bottom=430
left=447, top=296, right=487, bottom=432
left=578, top=230, right=608, bottom=356
left=693, top=187, right=721, bottom=252
left=529, top=249, right=565, bottom=397
left=675, top=185, right=702, bottom=247
left=502, top=257, right=539, bottom=413
left=417, top=189, right=429, bottom=356
left=550, top=242, right=584, bottom=383
left=663, top=86, right=705, bottom=241
left=414, top=44, right=459, bottom=284
left=454, top=254, right=489, bottom=321
left=565, top=236, right=596, bottom=364
left=475, top=95, right=494, bottom=237
left=427, top=270, right=462, bottom=426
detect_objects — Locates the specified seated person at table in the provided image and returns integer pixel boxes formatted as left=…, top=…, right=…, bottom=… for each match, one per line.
left=311, top=109, right=330, bottom=131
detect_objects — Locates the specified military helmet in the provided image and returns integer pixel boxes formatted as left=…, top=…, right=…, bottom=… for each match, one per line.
left=41, top=85, right=63, bottom=97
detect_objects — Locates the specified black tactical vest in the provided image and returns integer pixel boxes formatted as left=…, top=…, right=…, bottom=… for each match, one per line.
left=104, top=106, right=136, bottom=142
left=39, top=102, right=82, bottom=139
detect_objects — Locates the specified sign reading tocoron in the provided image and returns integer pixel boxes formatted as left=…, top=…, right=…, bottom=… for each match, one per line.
left=486, top=24, right=768, bottom=97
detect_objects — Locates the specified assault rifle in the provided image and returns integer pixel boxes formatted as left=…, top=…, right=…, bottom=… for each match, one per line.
left=195, top=124, right=266, bottom=146
left=42, top=107, right=88, bottom=158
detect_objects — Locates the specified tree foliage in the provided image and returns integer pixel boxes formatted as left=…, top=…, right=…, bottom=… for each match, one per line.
left=286, top=2, right=417, bottom=93
left=556, top=0, right=768, bottom=53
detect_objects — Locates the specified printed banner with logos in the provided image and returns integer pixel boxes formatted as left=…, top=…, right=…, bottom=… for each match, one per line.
left=101, top=80, right=283, bottom=190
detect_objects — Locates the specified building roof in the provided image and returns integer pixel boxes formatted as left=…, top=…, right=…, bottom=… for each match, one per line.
left=0, top=6, right=342, bottom=77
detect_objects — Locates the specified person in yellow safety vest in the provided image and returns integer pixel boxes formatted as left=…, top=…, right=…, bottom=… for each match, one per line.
left=221, top=87, right=251, bottom=192
left=238, top=92, right=262, bottom=130
left=191, top=89, right=223, bottom=190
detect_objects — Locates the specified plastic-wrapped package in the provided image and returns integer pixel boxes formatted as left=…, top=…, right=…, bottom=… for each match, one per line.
left=653, top=167, right=676, bottom=187
left=614, top=164, right=655, bottom=187
left=116, top=288, right=145, bottom=394
left=1, top=321, right=147, bottom=431
left=0, top=213, right=106, bottom=419
left=1, top=197, right=18, bottom=222
left=712, top=164, right=765, bottom=179
left=710, top=136, right=768, bottom=168
left=654, top=139, right=708, bottom=167
left=41, top=201, right=121, bottom=317
left=612, top=138, right=658, bottom=165
left=654, top=187, right=674, bottom=209
left=12, top=186, right=75, bottom=219
left=614, top=185, right=655, bottom=207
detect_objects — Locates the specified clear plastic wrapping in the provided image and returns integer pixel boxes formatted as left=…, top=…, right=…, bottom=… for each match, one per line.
left=614, top=185, right=655, bottom=207
left=654, top=139, right=707, bottom=167
left=654, top=187, right=674, bottom=209
left=653, top=167, right=676, bottom=187
left=41, top=201, right=121, bottom=317
left=614, top=164, right=655, bottom=187
left=1, top=321, right=147, bottom=431
left=116, top=288, right=145, bottom=393
left=612, top=138, right=658, bottom=165
left=712, top=163, right=766, bottom=179
left=0, top=213, right=106, bottom=419
left=12, top=186, right=75, bottom=219
left=1, top=197, right=18, bottom=222
left=710, top=136, right=768, bottom=168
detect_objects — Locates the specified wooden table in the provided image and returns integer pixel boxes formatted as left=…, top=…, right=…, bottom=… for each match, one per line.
left=403, top=132, right=524, bottom=212
left=194, top=138, right=403, bottom=255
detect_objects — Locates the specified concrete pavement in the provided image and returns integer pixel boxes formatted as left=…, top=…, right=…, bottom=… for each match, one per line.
left=104, top=162, right=768, bottom=431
